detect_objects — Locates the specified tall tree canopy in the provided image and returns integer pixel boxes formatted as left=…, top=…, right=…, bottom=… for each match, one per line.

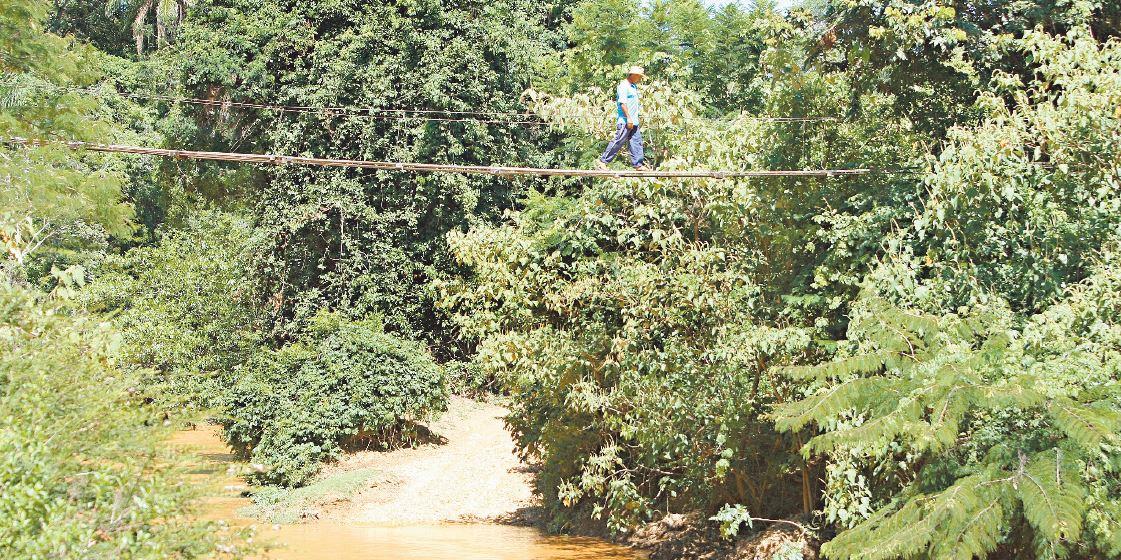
left=1, top=0, right=133, bottom=284
left=0, top=1, right=239, bottom=558
left=551, top=0, right=773, bottom=113
left=809, top=0, right=1121, bottom=135
left=169, top=0, right=558, bottom=352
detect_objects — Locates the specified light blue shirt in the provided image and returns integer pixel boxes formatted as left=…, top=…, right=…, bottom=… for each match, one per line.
left=615, top=79, right=640, bottom=126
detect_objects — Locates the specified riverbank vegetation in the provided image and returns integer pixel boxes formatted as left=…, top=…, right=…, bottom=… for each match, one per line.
left=5, top=0, right=1121, bottom=558
left=1, top=2, right=242, bottom=556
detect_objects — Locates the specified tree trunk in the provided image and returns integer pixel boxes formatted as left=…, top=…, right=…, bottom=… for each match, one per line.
left=132, top=0, right=153, bottom=55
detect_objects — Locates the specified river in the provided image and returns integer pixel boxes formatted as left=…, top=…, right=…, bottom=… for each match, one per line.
left=171, top=425, right=642, bottom=560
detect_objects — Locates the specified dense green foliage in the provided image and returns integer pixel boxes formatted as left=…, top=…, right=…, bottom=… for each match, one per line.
left=221, top=313, right=447, bottom=486
left=11, top=0, right=1121, bottom=557
left=83, top=210, right=449, bottom=487
left=776, top=295, right=1121, bottom=559
left=811, top=0, right=1120, bottom=136
left=909, top=29, right=1121, bottom=310
left=0, top=0, right=133, bottom=287
left=444, top=14, right=923, bottom=532
left=168, top=0, right=558, bottom=355
left=0, top=279, right=238, bottom=559
left=1, top=0, right=236, bottom=556
left=772, top=31, right=1121, bottom=559
left=82, top=211, right=261, bottom=411
left=444, top=4, right=1121, bottom=559
left=551, top=0, right=772, bottom=113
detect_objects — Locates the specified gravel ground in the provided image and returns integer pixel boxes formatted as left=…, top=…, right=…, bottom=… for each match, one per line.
left=324, top=396, right=539, bottom=524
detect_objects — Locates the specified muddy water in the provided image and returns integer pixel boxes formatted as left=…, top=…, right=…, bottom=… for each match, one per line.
left=170, top=427, right=642, bottom=560
left=245, top=523, right=639, bottom=560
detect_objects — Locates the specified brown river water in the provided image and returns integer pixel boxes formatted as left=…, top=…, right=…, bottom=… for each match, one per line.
left=171, top=426, right=642, bottom=560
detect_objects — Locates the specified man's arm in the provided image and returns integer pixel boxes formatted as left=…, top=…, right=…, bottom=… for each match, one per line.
left=618, top=82, right=635, bottom=129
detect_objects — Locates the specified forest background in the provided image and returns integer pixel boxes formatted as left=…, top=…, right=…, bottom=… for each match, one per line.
left=3, top=0, right=1121, bottom=558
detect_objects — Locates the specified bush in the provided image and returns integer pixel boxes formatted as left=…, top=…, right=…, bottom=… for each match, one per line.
left=444, top=360, right=497, bottom=397
left=220, top=313, right=447, bottom=486
left=0, top=277, right=237, bottom=559
left=82, top=211, right=261, bottom=413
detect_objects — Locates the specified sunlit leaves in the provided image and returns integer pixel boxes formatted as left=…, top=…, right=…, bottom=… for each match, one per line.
left=0, top=284, right=239, bottom=558
left=915, top=32, right=1121, bottom=312
left=446, top=78, right=829, bottom=530
left=0, top=0, right=134, bottom=283
left=1048, top=398, right=1121, bottom=451
left=1019, top=448, right=1086, bottom=551
left=777, top=287, right=1121, bottom=559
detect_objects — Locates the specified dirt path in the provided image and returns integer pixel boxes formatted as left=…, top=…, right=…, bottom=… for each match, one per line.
left=169, top=400, right=647, bottom=560
left=323, top=396, right=538, bottom=524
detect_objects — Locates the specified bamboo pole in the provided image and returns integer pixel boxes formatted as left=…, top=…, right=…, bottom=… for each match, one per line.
left=2, top=137, right=901, bottom=179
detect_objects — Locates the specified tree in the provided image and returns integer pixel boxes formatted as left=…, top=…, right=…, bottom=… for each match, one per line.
left=546, top=0, right=773, bottom=113
left=1, top=0, right=133, bottom=286
left=806, top=0, right=1121, bottom=137
left=120, top=0, right=188, bottom=55
left=774, top=31, right=1121, bottom=559
left=775, top=292, right=1121, bottom=559
left=169, top=0, right=558, bottom=355
left=0, top=1, right=237, bottom=556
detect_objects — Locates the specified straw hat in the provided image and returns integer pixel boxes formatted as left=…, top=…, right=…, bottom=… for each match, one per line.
left=627, top=65, right=646, bottom=77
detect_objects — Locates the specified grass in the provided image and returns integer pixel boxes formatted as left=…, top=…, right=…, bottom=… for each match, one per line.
left=241, top=467, right=391, bottom=523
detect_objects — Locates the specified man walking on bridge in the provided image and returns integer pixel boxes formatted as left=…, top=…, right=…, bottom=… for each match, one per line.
left=595, top=66, right=649, bottom=171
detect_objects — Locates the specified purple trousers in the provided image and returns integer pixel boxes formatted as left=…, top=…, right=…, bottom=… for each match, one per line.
left=598, top=122, right=644, bottom=167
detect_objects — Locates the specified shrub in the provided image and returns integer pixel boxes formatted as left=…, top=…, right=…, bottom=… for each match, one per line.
left=81, top=211, right=261, bottom=413
left=444, top=360, right=497, bottom=397
left=220, top=313, right=447, bottom=486
left=0, top=277, right=238, bottom=559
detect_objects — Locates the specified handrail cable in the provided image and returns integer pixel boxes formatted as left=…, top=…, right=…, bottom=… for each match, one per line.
left=30, top=83, right=842, bottom=126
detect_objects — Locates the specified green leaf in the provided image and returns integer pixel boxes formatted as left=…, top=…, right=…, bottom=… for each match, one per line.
left=1048, top=398, right=1121, bottom=450
left=1018, top=448, right=1086, bottom=548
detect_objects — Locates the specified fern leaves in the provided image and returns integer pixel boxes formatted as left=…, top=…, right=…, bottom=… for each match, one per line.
left=777, top=298, right=1121, bottom=560
left=774, top=376, right=900, bottom=433
left=782, top=351, right=899, bottom=380
left=823, top=472, right=1012, bottom=560
left=1019, top=449, right=1086, bottom=551
left=1048, top=398, right=1121, bottom=450
left=822, top=452, right=1091, bottom=560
